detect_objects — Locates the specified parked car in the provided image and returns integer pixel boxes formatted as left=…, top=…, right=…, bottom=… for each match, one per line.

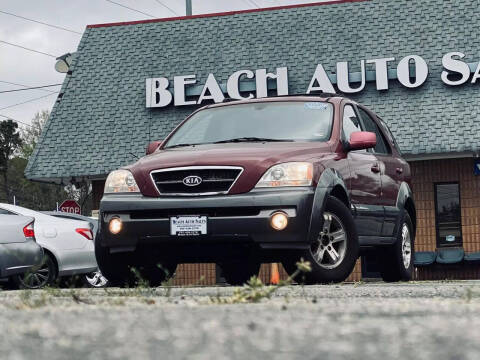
left=0, top=207, right=43, bottom=280
left=96, top=95, right=416, bottom=286
left=0, top=204, right=99, bottom=289
left=42, top=211, right=107, bottom=288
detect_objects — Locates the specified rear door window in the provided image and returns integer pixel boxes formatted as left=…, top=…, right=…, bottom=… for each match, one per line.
left=357, top=108, right=390, bottom=154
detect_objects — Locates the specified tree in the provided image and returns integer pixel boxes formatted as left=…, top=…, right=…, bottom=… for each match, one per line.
left=20, top=110, right=48, bottom=158
left=0, top=119, right=22, bottom=202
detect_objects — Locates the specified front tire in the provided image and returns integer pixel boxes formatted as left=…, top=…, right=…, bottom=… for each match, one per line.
left=379, top=213, right=414, bottom=282
left=283, top=196, right=359, bottom=284
left=95, top=235, right=176, bottom=287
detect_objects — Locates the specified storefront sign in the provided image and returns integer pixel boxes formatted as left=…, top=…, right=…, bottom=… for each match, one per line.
left=146, top=52, right=480, bottom=108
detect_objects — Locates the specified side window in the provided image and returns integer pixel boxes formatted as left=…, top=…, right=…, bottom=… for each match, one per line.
left=0, top=209, right=16, bottom=215
left=378, top=118, right=401, bottom=154
left=357, top=108, right=390, bottom=154
left=342, top=104, right=363, bottom=141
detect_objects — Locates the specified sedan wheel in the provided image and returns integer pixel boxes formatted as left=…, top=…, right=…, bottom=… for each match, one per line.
left=84, top=271, right=109, bottom=288
left=15, top=254, right=56, bottom=289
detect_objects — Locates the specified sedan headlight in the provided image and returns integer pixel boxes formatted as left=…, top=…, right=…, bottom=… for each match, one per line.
left=104, top=170, right=140, bottom=193
left=255, top=162, right=313, bottom=188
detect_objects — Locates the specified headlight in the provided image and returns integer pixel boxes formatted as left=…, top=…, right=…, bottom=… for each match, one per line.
left=104, top=170, right=140, bottom=193
left=255, top=162, right=313, bottom=188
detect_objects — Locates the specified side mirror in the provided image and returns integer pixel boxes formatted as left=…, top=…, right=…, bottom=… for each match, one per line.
left=146, top=140, right=163, bottom=155
left=348, top=131, right=376, bottom=151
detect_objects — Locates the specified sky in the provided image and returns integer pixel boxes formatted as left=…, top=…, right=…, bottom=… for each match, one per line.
left=0, top=0, right=336, bottom=130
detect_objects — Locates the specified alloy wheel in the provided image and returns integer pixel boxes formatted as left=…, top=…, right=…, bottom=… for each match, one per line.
left=84, top=271, right=109, bottom=287
left=401, top=223, right=412, bottom=269
left=20, top=262, right=51, bottom=289
left=310, top=212, right=347, bottom=269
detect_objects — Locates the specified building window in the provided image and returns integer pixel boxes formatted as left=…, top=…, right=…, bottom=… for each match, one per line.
left=434, top=183, right=462, bottom=247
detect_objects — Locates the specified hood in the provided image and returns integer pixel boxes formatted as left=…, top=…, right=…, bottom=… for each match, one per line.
left=127, top=142, right=332, bottom=196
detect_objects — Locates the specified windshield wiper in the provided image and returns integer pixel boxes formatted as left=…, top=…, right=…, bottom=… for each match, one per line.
left=213, top=137, right=293, bottom=144
left=164, top=143, right=198, bottom=149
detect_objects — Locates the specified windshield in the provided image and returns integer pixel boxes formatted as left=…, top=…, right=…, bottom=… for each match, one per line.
left=164, top=101, right=334, bottom=148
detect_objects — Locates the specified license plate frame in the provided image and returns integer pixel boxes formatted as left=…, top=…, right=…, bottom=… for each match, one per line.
left=170, top=215, right=207, bottom=236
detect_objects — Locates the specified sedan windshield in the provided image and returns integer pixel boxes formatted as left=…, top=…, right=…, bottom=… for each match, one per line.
left=164, top=101, right=333, bottom=148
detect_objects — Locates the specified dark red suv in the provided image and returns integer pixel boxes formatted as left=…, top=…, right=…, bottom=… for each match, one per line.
left=96, top=95, right=416, bottom=286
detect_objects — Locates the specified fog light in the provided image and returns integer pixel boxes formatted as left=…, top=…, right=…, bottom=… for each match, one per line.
left=270, top=212, right=288, bottom=231
left=109, top=218, right=123, bottom=234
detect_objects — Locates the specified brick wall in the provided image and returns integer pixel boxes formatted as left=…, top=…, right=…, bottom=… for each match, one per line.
left=410, top=157, right=480, bottom=279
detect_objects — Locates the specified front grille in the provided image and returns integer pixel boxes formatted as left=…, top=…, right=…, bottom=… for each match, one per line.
left=151, top=167, right=243, bottom=195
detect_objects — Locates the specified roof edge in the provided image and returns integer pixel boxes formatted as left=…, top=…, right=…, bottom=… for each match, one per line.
left=86, top=0, right=370, bottom=29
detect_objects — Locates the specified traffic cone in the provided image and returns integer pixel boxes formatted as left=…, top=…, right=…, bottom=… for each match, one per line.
left=270, top=263, right=280, bottom=285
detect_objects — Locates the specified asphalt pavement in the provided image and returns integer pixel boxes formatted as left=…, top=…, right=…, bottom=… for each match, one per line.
left=1, top=281, right=480, bottom=360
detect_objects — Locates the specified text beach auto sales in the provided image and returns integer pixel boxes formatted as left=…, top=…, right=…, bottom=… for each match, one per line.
left=146, top=52, right=480, bottom=108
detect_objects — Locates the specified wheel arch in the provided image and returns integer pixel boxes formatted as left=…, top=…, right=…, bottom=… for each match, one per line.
left=40, top=246, right=60, bottom=277
left=396, top=182, right=417, bottom=233
left=308, top=168, right=350, bottom=243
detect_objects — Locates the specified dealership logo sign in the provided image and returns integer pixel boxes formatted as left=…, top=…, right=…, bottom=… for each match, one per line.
left=146, top=52, right=480, bottom=108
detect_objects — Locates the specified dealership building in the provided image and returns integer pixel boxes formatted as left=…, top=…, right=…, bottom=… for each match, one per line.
left=26, top=0, right=480, bottom=283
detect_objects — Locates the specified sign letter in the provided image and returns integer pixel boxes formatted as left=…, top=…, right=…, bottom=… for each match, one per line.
left=366, top=58, right=395, bottom=90
left=441, top=52, right=470, bottom=86
left=198, top=74, right=225, bottom=104
left=174, top=75, right=197, bottom=106
left=397, top=55, right=428, bottom=88
left=255, top=67, right=288, bottom=98
left=227, top=70, right=255, bottom=100
left=306, top=64, right=335, bottom=94
left=337, top=61, right=366, bottom=93
left=146, top=78, right=172, bottom=108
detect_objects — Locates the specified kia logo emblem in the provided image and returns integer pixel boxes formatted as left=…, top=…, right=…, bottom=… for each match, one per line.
left=183, top=175, right=202, bottom=186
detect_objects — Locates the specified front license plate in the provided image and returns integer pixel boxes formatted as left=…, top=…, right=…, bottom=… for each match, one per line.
left=170, top=216, right=207, bottom=236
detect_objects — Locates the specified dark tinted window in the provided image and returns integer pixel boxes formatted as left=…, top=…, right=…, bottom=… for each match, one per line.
left=358, top=108, right=390, bottom=154
left=0, top=209, right=16, bottom=215
left=435, top=183, right=462, bottom=247
left=342, top=105, right=363, bottom=141
left=378, top=118, right=401, bottom=154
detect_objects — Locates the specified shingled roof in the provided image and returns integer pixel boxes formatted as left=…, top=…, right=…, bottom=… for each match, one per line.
left=26, top=0, right=480, bottom=182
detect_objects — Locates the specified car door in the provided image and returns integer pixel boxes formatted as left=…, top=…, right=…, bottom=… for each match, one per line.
left=341, top=103, right=383, bottom=237
left=357, top=106, right=403, bottom=237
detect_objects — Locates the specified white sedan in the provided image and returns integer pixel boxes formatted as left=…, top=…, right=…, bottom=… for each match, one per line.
left=0, top=204, right=98, bottom=288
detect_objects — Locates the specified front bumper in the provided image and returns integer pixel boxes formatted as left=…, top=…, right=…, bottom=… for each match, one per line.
left=100, top=188, right=315, bottom=253
left=0, top=240, right=43, bottom=278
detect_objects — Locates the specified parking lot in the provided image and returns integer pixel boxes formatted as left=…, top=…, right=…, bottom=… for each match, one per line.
left=1, top=281, right=479, bottom=360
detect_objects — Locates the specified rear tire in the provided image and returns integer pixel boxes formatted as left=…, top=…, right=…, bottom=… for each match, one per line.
left=14, top=253, right=57, bottom=289
left=379, top=213, right=414, bottom=282
left=282, top=196, right=359, bottom=284
left=220, top=259, right=261, bottom=286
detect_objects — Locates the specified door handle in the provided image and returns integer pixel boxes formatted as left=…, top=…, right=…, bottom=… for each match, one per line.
left=371, top=163, right=380, bottom=173
left=396, top=167, right=403, bottom=174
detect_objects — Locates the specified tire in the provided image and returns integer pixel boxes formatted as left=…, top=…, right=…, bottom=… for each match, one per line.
left=379, top=212, right=414, bottom=282
left=14, top=253, right=57, bottom=289
left=220, top=259, right=261, bottom=286
left=95, top=235, right=176, bottom=287
left=282, top=196, right=359, bottom=284
left=95, top=236, right=134, bottom=287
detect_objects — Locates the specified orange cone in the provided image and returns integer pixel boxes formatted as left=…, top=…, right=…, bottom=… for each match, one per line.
left=270, top=263, right=280, bottom=285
